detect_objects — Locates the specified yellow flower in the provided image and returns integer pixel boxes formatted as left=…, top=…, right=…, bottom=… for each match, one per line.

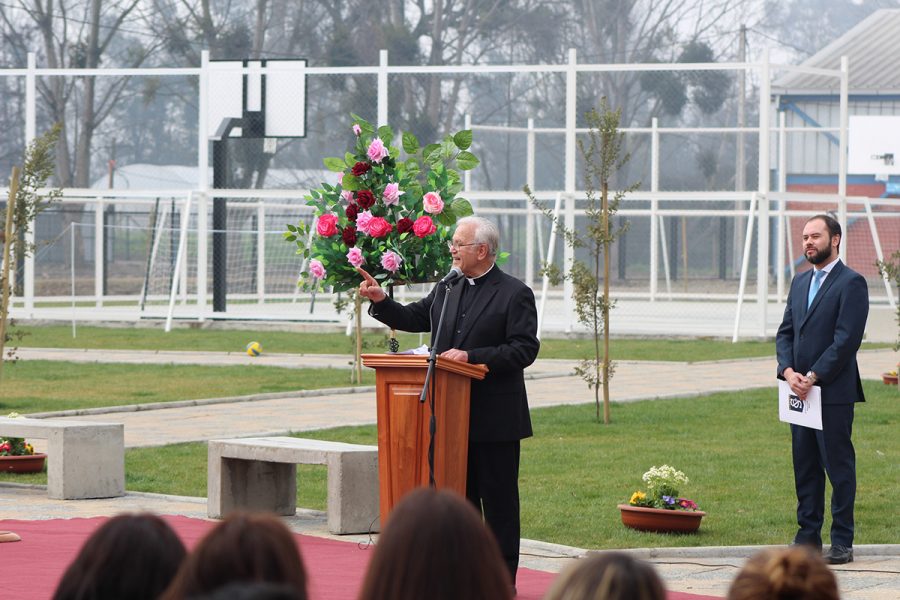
left=629, top=491, right=646, bottom=505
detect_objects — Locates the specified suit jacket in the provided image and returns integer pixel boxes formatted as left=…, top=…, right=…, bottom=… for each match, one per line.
left=369, top=266, right=540, bottom=442
left=775, top=260, right=868, bottom=405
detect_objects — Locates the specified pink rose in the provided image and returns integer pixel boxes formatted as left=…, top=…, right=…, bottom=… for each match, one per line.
left=412, top=215, right=437, bottom=238
left=316, top=213, right=339, bottom=237
left=355, top=210, right=374, bottom=235
left=382, top=182, right=404, bottom=206
left=308, top=259, right=326, bottom=280
left=341, top=190, right=355, bottom=204
left=367, top=138, right=389, bottom=163
left=347, top=247, right=364, bottom=268
left=423, top=191, right=444, bottom=214
left=352, top=123, right=362, bottom=136
left=381, top=250, right=402, bottom=273
left=368, top=217, right=393, bottom=238
left=338, top=172, right=344, bottom=185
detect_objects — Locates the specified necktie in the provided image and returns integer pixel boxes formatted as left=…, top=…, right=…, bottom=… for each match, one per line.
left=807, top=270, right=824, bottom=308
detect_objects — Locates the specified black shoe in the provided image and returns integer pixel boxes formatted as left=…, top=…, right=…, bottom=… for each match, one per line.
left=824, top=545, right=853, bottom=564
left=790, top=539, right=822, bottom=551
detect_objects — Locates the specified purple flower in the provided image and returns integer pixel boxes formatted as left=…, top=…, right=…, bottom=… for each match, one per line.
left=662, top=495, right=676, bottom=506
left=352, top=123, right=362, bottom=136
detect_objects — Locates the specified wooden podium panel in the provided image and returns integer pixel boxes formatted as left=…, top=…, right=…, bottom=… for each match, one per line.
left=361, top=354, right=487, bottom=525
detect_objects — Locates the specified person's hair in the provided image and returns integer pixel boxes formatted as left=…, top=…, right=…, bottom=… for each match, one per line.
left=807, top=214, right=842, bottom=250
left=542, top=551, right=666, bottom=600
left=161, top=512, right=307, bottom=600
left=186, top=581, right=306, bottom=600
left=357, top=487, right=512, bottom=600
left=52, top=512, right=187, bottom=600
left=457, top=216, right=499, bottom=257
left=727, top=547, right=839, bottom=600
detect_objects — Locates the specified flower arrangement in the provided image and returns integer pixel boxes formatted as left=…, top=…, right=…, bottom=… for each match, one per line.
left=628, top=465, right=700, bottom=511
left=285, top=114, right=479, bottom=292
left=0, top=413, right=35, bottom=457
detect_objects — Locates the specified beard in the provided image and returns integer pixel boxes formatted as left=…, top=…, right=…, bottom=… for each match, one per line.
left=805, top=246, right=832, bottom=265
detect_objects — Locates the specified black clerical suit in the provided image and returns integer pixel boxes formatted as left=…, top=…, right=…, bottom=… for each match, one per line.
left=368, top=265, right=539, bottom=583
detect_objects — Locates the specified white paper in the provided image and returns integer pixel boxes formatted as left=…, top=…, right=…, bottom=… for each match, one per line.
left=393, top=344, right=430, bottom=355
left=778, top=380, right=823, bottom=430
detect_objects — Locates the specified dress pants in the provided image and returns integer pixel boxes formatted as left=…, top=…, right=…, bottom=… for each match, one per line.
left=466, top=440, right=521, bottom=584
left=791, top=403, right=856, bottom=547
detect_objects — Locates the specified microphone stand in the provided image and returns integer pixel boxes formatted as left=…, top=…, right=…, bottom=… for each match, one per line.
left=419, top=278, right=458, bottom=487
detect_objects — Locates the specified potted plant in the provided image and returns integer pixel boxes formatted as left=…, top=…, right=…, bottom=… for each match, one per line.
left=883, top=368, right=898, bottom=386
left=0, top=413, right=46, bottom=474
left=618, top=465, right=706, bottom=533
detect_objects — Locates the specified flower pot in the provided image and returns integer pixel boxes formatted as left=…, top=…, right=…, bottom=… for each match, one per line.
left=618, top=504, right=706, bottom=533
left=882, top=373, right=898, bottom=386
left=0, top=453, right=47, bottom=474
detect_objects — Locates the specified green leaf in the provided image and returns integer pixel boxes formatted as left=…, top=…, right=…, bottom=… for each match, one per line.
left=342, top=174, right=361, bottom=191
left=436, top=210, right=456, bottom=227
left=451, top=198, right=474, bottom=217
left=324, top=157, right=346, bottom=172
left=376, top=126, right=393, bottom=147
left=286, top=224, right=297, bottom=233
left=453, top=130, right=473, bottom=150
left=345, top=152, right=357, bottom=166
left=402, top=132, right=420, bottom=155
left=455, top=151, right=480, bottom=171
left=423, top=143, right=440, bottom=161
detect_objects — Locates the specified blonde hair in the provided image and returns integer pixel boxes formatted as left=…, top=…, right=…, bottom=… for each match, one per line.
left=543, top=552, right=666, bottom=600
left=727, top=547, right=839, bottom=600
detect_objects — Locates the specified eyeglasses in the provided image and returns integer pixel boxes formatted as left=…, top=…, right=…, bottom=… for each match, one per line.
left=447, top=241, right=484, bottom=250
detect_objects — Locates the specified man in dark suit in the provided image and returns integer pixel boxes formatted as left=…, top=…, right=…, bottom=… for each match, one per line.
left=358, top=216, right=539, bottom=586
left=776, top=214, right=868, bottom=565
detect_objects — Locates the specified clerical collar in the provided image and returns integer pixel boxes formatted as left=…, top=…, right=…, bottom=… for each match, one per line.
left=465, top=263, right=494, bottom=286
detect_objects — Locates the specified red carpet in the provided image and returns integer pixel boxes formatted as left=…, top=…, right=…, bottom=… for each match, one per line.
left=0, top=516, right=719, bottom=600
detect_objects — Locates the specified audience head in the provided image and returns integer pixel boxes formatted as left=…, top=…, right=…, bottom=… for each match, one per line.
left=543, top=552, right=666, bottom=600
left=187, top=581, right=306, bottom=600
left=162, top=511, right=307, bottom=600
left=52, top=512, right=186, bottom=600
left=727, top=546, right=839, bottom=600
left=357, top=487, right=512, bottom=600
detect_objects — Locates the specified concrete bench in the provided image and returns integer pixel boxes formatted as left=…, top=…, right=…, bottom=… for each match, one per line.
left=207, top=437, right=379, bottom=535
left=0, top=417, right=125, bottom=500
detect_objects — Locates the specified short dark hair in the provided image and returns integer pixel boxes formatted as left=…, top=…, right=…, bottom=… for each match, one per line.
left=543, top=551, right=666, bottom=600
left=161, top=512, right=308, bottom=600
left=357, top=488, right=512, bottom=600
left=807, top=214, right=842, bottom=249
left=52, top=513, right=187, bottom=600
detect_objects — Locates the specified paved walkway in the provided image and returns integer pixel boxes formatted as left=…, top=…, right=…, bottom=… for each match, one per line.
left=3, top=347, right=899, bottom=598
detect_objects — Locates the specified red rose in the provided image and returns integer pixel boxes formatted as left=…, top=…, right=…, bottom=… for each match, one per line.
left=368, top=217, right=393, bottom=238
left=316, top=213, right=339, bottom=237
left=397, top=217, right=414, bottom=233
left=356, top=189, right=376, bottom=209
left=351, top=161, right=371, bottom=176
left=412, top=215, right=437, bottom=238
left=345, top=204, right=359, bottom=222
left=342, top=226, right=357, bottom=247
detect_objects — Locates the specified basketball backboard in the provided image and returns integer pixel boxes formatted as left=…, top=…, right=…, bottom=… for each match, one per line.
left=207, top=59, right=307, bottom=139
left=848, top=115, right=900, bottom=175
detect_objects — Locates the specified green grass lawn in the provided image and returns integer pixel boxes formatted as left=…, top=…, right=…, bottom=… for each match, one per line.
left=4, top=382, right=895, bottom=549
left=0, top=361, right=374, bottom=413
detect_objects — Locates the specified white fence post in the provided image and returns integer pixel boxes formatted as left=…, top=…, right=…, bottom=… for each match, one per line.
left=257, top=201, right=266, bottom=304
left=24, top=53, right=37, bottom=313
left=563, top=48, right=577, bottom=331
left=650, top=117, right=659, bottom=301
left=378, top=50, right=389, bottom=127
left=94, top=198, right=105, bottom=307
left=525, top=117, right=535, bottom=289
left=756, top=49, right=771, bottom=339
left=838, top=55, right=850, bottom=263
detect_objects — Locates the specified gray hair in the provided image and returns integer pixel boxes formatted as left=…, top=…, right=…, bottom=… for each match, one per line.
left=457, top=216, right=499, bottom=256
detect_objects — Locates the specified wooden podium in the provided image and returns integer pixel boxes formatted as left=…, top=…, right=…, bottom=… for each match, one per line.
left=361, top=354, right=487, bottom=525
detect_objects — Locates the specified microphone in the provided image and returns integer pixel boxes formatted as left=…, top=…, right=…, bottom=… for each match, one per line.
left=438, top=266, right=464, bottom=285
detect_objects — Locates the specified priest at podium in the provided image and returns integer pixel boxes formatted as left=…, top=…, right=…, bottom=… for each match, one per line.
left=357, top=216, right=539, bottom=586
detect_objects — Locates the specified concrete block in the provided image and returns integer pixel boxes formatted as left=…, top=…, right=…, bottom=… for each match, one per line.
left=0, top=417, right=124, bottom=500
left=206, top=437, right=379, bottom=534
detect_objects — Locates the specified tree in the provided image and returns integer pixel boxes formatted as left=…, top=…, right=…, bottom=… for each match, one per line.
left=877, top=251, right=900, bottom=352
left=525, top=100, right=637, bottom=424
left=1, top=125, right=62, bottom=380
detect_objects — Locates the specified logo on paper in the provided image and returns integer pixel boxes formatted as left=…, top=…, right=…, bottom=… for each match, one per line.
left=788, top=394, right=805, bottom=413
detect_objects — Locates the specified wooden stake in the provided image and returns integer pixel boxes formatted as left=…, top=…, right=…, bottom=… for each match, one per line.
left=0, top=166, right=21, bottom=381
